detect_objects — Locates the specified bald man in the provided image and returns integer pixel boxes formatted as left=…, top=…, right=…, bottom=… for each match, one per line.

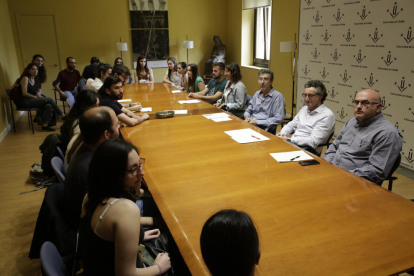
left=65, top=106, right=120, bottom=227
left=324, top=89, right=403, bottom=184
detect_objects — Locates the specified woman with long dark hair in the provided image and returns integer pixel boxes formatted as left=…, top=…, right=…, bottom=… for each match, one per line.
left=15, top=63, right=65, bottom=131
left=114, top=57, right=123, bottom=66
left=162, top=57, right=180, bottom=87
left=177, top=61, right=188, bottom=89
left=32, top=54, right=47, bottom=85
left=200, top=209, right=261, bottom=276
left=80, top=139, right=171, bottom=275
left=186, top=63, right=205, bottom=93
left=215, top=62, right=247, bottom=118
left=134, top=55, right=154, bottom=83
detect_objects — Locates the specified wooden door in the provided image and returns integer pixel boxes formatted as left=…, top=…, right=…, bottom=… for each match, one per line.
left=16, top=14, right=61, bottom=97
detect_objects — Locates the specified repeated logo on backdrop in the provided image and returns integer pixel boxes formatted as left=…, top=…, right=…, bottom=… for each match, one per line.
left=298, top=0, right=414, bottom=169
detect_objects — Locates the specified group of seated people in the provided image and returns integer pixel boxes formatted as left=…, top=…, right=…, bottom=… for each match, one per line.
left=57, top=101, right=259, bottom=275
left=18, top=52, right=403, bottom=275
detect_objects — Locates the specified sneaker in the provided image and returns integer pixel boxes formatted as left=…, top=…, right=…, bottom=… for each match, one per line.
left=41, top=126, right=55, bottom=132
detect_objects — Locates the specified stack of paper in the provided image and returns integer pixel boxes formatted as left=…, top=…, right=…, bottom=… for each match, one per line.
left=224, top=128, right=270, bottom=144
left=171, top=90, right=182, bottom=94
left=269, top=151, right=313, bottom=163
left=118, top=99, right=132, bottom=103
left=141, top=107, right=152, bottom=112
left=203, top=113, right=232, bottom=122
left=178, top=100, right=200, bottom=104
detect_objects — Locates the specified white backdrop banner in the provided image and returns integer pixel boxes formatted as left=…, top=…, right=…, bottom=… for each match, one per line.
left=297, top=0, right=414, bottom=170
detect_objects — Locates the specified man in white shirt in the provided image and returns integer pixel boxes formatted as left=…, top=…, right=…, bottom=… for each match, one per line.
left=277, top=80, right=335, bottom=155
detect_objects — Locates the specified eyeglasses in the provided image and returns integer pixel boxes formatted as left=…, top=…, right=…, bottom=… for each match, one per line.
left=68, top=62, right=77, bottom=64
left=126, top=158, right=145, bottom=176
left=352, top=100, right=379, bottom=107
left=302, top=93, right=320, bottom=99
left=119, top=74, right=128, bottom=81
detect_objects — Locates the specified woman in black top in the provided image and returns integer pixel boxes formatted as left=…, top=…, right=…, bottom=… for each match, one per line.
left=80, top=139, right=171, bottom=276
left=17, top=63, right=65, bottom=131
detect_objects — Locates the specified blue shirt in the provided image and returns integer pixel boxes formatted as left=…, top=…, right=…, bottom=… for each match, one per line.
left=244, top=88, right=286, bottom=127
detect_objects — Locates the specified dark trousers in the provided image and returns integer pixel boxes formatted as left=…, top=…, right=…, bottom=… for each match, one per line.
left=19, top=97, right=63, bottom=125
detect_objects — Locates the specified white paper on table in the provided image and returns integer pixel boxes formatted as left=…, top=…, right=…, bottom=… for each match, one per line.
left=224, top=128, right=270, bottom=143
left=172, top=110, right=188, bottom=114
left=203, top=113, right=230, bottom=119
left=118, top=99, right=132, bottom=102
left=225, top=128, right=269, bottom=140
left=269, top=151, right=314, bottom=163
left=140, top=107, right=152, bottom=112
left=178, top=100, right=200, bottom=104
left=212, top=117, right=232, bottom=122
left=230, top=135, right=262, bottom=144
left=171, top=90, right=182, bottom=93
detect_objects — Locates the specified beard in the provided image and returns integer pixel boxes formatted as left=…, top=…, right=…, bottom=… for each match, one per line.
left=110, top=91, right=123, bottom=100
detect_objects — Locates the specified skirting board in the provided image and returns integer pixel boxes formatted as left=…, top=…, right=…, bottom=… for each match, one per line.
left=0, top=124, right=12, bottom=143
left=0, top=111, right=24, bottom=143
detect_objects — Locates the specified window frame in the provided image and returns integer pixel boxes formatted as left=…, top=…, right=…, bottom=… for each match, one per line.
left=253, top=6, right=272, bottom=68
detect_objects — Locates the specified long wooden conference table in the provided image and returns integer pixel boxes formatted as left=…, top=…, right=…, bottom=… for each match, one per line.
left=121, top=83, right=414, bottom=275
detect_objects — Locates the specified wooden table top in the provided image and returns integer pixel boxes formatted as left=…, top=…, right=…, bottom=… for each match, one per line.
left=121, top=83, right=414, bottom=276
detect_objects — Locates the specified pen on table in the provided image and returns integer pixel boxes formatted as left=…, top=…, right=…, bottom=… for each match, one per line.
left=251, top=135, right=260, bottom=140
left=290, top=155, right=300, bottom=161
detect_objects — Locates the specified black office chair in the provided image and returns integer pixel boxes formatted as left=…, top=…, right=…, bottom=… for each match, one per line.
left=52, top=81, right=68, bottom=115
left=302, top=132, right=334, bottom=156
left=6, top=89, right=42, bottom=134
left=384, top=153, right=401, bottom=191
left=319, top=132, right=334, bottom=154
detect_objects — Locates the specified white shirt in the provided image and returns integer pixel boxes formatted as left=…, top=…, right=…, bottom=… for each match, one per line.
left=165, top=69, right=181, bottom=87
left=280, top=104, right=335, bottom=153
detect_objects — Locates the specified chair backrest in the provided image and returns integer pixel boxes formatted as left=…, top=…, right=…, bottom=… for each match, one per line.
left=321, top=131, right=334, bottom=147
left=387, top=153, right=401, bottom=180
left=246, top=94, right=252, bottom=107
left=56, top=146, right=65, bottom=160
left=51, top=156, right=65, bottom=184
left=40, top=241, right=66, bottom=276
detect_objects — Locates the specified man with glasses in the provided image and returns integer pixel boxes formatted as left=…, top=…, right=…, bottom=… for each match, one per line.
left=112, top=64, right=131, bottom=86
left=244, top=69, right=286, bottom=132
left=277, top=80, right=335, bottom=155
left=324, top=89, right=402, bottom=184
left=54, top=57, right=81, bottom=108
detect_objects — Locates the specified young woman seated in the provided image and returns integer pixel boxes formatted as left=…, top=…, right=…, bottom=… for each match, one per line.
left=162, top=57, right=181, bottom=87
left=80, top=139, right=171, bottom=275
left=15, top=63, right=65, bottom=131
left=186, top=63, right=205, bottom=93
left=134, top=55, right=154, bottom=84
